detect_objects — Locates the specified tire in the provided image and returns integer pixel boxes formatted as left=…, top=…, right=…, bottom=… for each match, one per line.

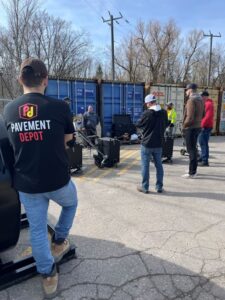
left=180, top=149, right=186, bottom=156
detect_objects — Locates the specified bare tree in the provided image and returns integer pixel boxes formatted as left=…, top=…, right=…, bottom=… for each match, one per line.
left=178, top=30, right=205, bottom=83
left=135, top=20, right=180, bottom=82
left=1, top=0, right=38, bottom=65
left=0, top=0, right=92, bottom=97
left=31, top=11, right=92, bottom=77
left=115, top=35, right=143, bottom=82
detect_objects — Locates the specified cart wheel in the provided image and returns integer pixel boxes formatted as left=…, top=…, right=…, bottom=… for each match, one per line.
left=180, top=149, right=186, bottom=156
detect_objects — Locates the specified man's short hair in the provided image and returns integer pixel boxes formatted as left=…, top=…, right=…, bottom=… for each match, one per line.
left=186, top=83, right=198, bottom=91
left=201, top=91, right=209, bottom=97
left=19, top=58, right=48, bottom=87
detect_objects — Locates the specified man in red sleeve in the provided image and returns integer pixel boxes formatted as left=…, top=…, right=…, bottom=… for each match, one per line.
left=198, top=91, right=214, bottom=166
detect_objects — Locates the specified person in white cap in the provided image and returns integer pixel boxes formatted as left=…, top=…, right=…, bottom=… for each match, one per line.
left=136, top=94, right=168, bottom=193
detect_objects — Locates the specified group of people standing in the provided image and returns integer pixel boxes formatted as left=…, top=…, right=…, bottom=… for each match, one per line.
left=1, top=55, right=215, bottom=298
left=137, top=83, right=214, bottom=193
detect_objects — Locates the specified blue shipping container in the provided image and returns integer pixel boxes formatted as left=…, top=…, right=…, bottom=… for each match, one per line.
left=101, top=82, right=144, bottom=136
left=124, top=83, right=144, bottom=124
left=71, top=80, right=97, bottom=115
left=45, top=79, right=97, bottom=116
left=101, top=83, right=124, bottom=136
left=45, top=79, right=71, bottom=100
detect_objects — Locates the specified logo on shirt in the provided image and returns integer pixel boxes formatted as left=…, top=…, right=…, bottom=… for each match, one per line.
left=19, top=103, right=38, bottom=120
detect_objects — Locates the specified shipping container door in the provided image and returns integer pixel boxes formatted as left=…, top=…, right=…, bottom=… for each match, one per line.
left=71, top=80, right=97, bottom=116
left=101, top=83, right=123, bottom=137
left=219, top=91, right=225, bottom=133
left=167, top=86, right=185, bottom=135
left=124, top=83, right=144, bottom=124
left=45, top=79, right=71, bottom=100
left=150, top=85, right=168, bottom=107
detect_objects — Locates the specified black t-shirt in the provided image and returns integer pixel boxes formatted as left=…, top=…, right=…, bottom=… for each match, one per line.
left=3, top=93, right=75, bottom=193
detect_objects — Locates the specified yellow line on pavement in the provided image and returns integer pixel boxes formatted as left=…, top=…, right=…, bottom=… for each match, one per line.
left=117, top=155, right=140, bottom=175
left=93, top=149, right=139, bottom=182
left=76, top=148, right=138, bottom=182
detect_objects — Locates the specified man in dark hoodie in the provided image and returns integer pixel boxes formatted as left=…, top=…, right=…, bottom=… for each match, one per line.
left=136, top=94, right=168, bottom=193
left=182, top=83, right=204, bottom=178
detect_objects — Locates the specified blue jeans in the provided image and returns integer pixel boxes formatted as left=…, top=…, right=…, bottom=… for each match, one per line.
left=198, top=128, right=212, bottom=164
left=19, top=179, right=78, bottom=275
left=141, top=145, right=164, bottom=192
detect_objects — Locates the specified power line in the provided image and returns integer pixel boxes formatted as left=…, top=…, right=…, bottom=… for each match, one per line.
left=102, top=11, right=123, bottom=80
left=82, top=0, right=103, bottom=19
left=204, top=31, right=221, bottom=86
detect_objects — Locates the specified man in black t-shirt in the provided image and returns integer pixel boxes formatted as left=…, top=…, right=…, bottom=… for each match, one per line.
left=3, top=58, right=78, bottom=298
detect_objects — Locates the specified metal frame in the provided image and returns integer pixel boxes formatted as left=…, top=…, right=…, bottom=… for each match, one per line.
left=0, top=214, right=76, bottom=291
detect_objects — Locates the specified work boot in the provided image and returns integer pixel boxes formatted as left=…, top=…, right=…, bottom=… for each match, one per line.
left=52, top=239, right=70, bottom=263
left=42, top=264, right=59, bottom=299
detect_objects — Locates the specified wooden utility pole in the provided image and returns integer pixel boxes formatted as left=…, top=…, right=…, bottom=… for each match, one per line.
left=102, top=12, right=123, bottom=81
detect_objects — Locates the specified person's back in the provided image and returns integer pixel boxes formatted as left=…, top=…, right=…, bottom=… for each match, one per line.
left=138, top=106, right=167, bottom=148
left=3, top=58, right=78, bottom=298
left=198, top=91, right=214, bottom=166
left=201, top=97, right=214, bottom=129
left=4, top=94, right=73, bottom=193
left=182, top=83, right=204, bottom=178
left=137, top=94, right=167, bottom=194
left=183, top=93, right=204, bottom=129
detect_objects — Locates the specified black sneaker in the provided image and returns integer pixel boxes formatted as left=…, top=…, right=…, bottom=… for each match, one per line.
left=162, top=158, right=172, bottom=164
left=156, top=187, right=163, bottom=193
left=137, top=186, right=149, bottom=194
left=198, top=161, right=209, bottom=166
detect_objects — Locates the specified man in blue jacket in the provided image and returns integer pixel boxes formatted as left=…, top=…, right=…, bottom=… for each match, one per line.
left=136, top=94, right=168, bottom=193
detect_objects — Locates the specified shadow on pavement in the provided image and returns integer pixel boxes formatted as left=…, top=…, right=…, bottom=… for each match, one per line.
left=1, top=232, right=225, bottom=300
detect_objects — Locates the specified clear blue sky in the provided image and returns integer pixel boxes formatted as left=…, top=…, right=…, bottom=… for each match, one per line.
left=42, top=0, right=225, bottom=56
left=1, top=0, right=225, bottom=57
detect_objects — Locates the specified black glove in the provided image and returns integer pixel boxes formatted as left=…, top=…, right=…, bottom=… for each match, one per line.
left=169, top=123, right=174, bottom=128
left=66, top=136, right=76, bottom=148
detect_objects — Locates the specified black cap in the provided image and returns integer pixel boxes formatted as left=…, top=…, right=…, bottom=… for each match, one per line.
left=201, top=91, right=209, bottom=97
left=63, top=97, right=70, bottom=102
left=20, top=58, right=48, bottom=78
left=186, top=83, right=198, bottom=90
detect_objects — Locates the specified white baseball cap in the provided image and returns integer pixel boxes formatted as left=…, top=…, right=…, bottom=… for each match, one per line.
left=145, top=94, right=156, bottom=103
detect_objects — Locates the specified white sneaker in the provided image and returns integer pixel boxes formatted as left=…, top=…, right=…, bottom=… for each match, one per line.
left=181, top=173, right=197, bottom=179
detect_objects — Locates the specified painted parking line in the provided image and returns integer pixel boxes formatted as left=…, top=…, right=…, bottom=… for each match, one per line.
left=117, top=155, right=140, bottom=176
left=93, top=150, right=139, bottom=182
left=76, top=149, right=138, bottom=182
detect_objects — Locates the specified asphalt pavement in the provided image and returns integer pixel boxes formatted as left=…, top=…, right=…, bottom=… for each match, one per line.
left=1, top=136, right=225, bottom=300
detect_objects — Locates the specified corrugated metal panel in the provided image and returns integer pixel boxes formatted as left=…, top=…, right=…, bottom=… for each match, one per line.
left=124, top=83, right=144, bottom=124
left=45, top=79, right=71, bottom=100
left=45, top=79, right=97, bottom=116
left=150, top=84, right=185, bottom=135
left=101, top=82, right=124, bottom=137
left=219, top=92, right=225, bottom=133
left=71, top=80, right=97, bottom=115
left=150, top=85, right=167, bottom=107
